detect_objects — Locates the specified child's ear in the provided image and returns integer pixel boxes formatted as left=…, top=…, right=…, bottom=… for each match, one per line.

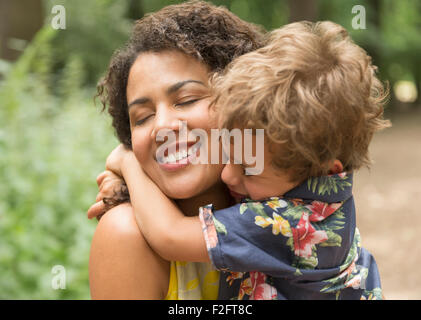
left=328, top=159, right=344, bottom=175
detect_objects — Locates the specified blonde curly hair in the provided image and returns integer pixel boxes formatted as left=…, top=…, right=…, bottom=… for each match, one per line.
left=212, top=21, right=391, bottom=182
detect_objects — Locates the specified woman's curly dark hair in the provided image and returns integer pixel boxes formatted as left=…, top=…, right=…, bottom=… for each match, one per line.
left=97, top=0, right=265, bottom=148
left=96, top=1, right=265, bottom=210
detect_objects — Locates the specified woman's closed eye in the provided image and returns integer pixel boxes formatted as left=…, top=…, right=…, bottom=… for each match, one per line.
left=175, top=95, right=209, bottom=108
left=133, top=95, right=210, bottom=126
left=135, top=114, right=154, bottom=126
left=133, top=99, right=198, bottom=126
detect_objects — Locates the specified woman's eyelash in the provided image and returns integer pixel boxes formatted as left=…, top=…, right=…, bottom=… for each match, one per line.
left=175, top=98, right=201, bottom=107
left=135, top=114, right=153, bottom=126
left=134, top=97, right=204, bottom=125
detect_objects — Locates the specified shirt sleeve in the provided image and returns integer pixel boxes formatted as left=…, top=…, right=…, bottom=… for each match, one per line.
left=199, top=200, right=297, bottom=277
left=198, top=198, right=350, bottom=278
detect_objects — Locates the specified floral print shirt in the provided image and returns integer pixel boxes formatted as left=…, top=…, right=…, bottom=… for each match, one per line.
left=198, top=172, right=383, bottom=300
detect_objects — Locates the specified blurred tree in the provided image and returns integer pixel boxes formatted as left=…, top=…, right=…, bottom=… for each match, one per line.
left=0, top=24, right=116, bottom=299
left=127, top=0, right=145, bottom=21
left=42, top=0, right=132, bottom=86
left=0, top=0, right=44, bottom=61
left=381, top=0, right=421, bottom=108
left=288, top=0, right=318, bottom=22
left=318, top=0, right=421, bottom=110
left=207, top=0, right=287, bottom=31
left=365, top=0, right=381, bottom=67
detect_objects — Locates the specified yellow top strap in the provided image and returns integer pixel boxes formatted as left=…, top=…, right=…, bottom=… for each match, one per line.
left=165, top=261, right=219, bottom=300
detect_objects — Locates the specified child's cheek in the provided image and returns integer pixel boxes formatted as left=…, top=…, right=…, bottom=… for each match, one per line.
left=245, top=181, right=263, bottom=201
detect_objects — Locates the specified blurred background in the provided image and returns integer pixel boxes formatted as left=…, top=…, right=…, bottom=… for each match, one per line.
left=0, top=0, right=419, bottom=299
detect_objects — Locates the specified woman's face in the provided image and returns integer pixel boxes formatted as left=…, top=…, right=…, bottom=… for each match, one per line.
left=126, top=50, right=224, bottom=199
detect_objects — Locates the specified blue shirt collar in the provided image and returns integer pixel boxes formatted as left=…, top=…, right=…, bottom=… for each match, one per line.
left=283, top=172, right=353, bottom=203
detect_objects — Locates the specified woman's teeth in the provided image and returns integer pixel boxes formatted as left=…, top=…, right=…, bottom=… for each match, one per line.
left=159, top=144, right=200, bottom=164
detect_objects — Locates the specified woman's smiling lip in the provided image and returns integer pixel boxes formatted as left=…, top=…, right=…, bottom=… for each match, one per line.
left=157, top=153, right=194, bottom=171
left=155, top=140, right=201, bottom=172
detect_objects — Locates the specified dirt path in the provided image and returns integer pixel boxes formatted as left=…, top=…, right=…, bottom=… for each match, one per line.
left=353, top=109, right=421, bottom=299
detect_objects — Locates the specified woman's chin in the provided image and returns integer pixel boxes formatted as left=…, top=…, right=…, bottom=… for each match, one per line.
left=160, top=178, right=211, bottom=199
left=165, top=188, right=199, bottom=200
left=152, top=165, right=222, bottom=199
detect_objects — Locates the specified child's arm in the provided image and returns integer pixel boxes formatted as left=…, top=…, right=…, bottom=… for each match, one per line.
left=117, top=148, right=210, bottom=263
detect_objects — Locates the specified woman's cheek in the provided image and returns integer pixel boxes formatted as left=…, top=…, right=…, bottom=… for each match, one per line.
left=189, top=99, right=212, bottom=127
left=131, top=131, right=149, bottom=165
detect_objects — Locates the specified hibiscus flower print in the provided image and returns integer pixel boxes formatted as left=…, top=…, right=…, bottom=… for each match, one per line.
left=266, top=198, right=288, bottom=211
left=238, top=272, right=278, bottom=300
left=289, top=198, right=305, bottom=207
left=226, top=272, right=244, bottom=286
left=238, top=277, right=253, bottom=300
left=306, top=201, right=342, bottom=222
left=249, top=272, right=278, bottom=300
left=291, top=212, right=328, bottom=258
left=337, top=172, right=347, bottom=179
left=254, top=213, right=292, bottom=237
left=345, top=266, right=368, bottom=290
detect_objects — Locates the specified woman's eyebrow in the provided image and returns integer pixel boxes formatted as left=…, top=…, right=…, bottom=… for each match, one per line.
left=127, top=80, right=205, bottom=109
left=128, top=97, right=150, bottom=109
left=167, top=80, right=206, bottom=95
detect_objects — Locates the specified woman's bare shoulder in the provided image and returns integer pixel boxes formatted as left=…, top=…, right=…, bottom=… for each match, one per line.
left=95, top=203, right=139, bottom=237
left=89, top=203, right=170, bottom=299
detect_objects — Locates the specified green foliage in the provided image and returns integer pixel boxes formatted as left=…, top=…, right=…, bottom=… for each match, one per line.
left=206, top=0, right=288, bottom=31
left=319, top=0, right=421, bottom=105
left=0, top=24, right=118, bottom=299
left=380, top=0, right=421, bottom=86
left=43, top=0, right=132, bottom=86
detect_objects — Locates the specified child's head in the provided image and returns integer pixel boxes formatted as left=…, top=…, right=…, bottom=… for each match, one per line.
left=212, top=21, right=391, bottom=200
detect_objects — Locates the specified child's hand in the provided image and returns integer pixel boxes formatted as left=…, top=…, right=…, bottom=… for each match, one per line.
left=105, top=144, right=132, bottom=177
left=87, top=170, right=126, bottom=220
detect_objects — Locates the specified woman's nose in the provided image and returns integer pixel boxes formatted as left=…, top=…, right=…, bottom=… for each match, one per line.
left=151, top=103, right=181, bottom=141
left=221, top=163, right=242, bottom=187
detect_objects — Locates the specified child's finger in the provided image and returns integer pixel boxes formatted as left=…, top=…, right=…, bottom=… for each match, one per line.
left=96, top=171, right=108, bottom=187
left=95, top=192, right=103, bottom=203
left=98, top=180, right=117, bottom=199
left=87, top=200, right=105, bottom=219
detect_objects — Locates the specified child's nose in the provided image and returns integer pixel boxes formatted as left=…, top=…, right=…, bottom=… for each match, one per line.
left=221, top=163, right=242, bottom=187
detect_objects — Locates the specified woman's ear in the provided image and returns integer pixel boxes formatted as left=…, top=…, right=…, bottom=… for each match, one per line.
left=328, top=159, right=344, bottom=175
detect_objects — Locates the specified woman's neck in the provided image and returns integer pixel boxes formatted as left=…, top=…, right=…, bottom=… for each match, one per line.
left=175, top=181, right=233, bottom=217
